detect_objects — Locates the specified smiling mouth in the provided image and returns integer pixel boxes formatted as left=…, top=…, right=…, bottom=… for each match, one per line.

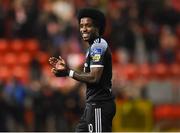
left=82, top=34, right=90, bottom=40
left=82, top=33, right=89, bottom=38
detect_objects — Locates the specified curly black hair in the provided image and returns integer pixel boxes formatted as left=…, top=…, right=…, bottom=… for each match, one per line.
left=77, top=8, right=106, bottom=36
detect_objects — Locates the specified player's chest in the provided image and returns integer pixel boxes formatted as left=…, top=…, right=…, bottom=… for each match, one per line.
left=84, top=50, right=90, bottom=72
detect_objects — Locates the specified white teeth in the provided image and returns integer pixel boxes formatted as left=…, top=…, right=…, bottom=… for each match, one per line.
left=82, top=33, right=88, bottom=37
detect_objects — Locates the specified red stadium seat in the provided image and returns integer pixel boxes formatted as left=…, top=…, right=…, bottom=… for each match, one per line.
left=42, top=64, right=52, bottom=77
left=4, top=52, right=17, bottom=67
left=173, top=105, right=180, bottom=119
left=36, top=52, right=50, bottom=65
left=169, top=63, right=180, bottom=78
left=0, top=54, right=5, bottom=65
left=154, top=105, right=172, bottom=121
left=18, top=52, right=32, bottom=67
left=0, top=39, right=9, bottom=54
left=124, top=63, right=138, bottom=80
left=0, top=66, right=11, bottom=81
left=112, top=52, right=119, bottom=64
left=154, top=104, right=180, bottom=121
left=112, top=64, right=124, bottom=81
left=152, top=63, right=169, bottom=79
left=12, top=65, right=29, bottom=84
left=24, top=39, right=39, bottom=56
left=175, top=51, right=180, bottom=64
left=138, top=64, right=152, bottom=80
left=10, top=39, right=25, bottom=53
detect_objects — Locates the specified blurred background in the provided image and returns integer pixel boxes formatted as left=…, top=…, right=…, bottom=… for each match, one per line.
left=0, top=0, right=179, bottom=132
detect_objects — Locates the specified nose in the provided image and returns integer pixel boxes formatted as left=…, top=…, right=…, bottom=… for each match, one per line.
left=81, top=26, right=87, bottom=33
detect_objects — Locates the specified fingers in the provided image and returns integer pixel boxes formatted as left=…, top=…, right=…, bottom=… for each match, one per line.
left=49, top=57, right=61, bottom=67
left=51, top=68, right=58, bottom=74
left=59, top=56, right=65, bottom=64
left=59, top=56, right=62, bottom=60
left=49, top=56, right=66, bottom=71
left=49, top=57, right=58, bottom=63
left=49, top=56, right=64, bottom=63
left=49, top=57, right=58, bottom=65
left=49, top=61, right=56, bottom=67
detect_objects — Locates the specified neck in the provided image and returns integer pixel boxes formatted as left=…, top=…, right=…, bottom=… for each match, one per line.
left=88, top=36, right=100, bottom=45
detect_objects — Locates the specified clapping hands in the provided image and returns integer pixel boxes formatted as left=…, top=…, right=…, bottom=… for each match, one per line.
left=49, top=56, right=69, bottom=77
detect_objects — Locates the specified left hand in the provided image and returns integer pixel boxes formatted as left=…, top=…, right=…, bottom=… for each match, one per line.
left=49, top=56, right=69, bottom=77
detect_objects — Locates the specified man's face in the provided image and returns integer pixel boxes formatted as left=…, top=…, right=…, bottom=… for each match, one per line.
left=79, top=17, right=98, bottom=42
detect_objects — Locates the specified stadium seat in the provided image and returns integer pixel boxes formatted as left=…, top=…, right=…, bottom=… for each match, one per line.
left=173, top=105, right=180, bottom=119
left=175, top=52, right=180, bottom=64
left=24, top=39, right=39, bottom=56
left=0, top=65, right=11, bottom=81
left=36, top=52, right=50, bottom=65
left=4, top=52, right=17, bottom=67
left=10, top=39, right=25, bottom=53
left=154, top=105, right=172, bottom=121
left=153, top=104, right=180, bottom=131
left=169, top=63, right=180, bottom=78
left=12, top=65, right=29, bottom=84
left=112, top=63, right=126, bottom=82
left=18, top=52, right=32, bottom=67
left=152, top=63, right=169, bottom=79
left=0, top=54, right=5, bottom=65
left=112, top=52, right=119, bottom=63
left=0, top=39, right=9, bottom=54
left=42, top=64, right=52, bottom=77
left=124, top=64, right=138, bottom=80
left=154, top=104, right=180, bottom=121
left=138, top=64, right=152, bottom=80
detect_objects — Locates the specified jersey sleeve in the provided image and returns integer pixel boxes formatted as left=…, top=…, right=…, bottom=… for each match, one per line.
left=89, top=42, right=107, bottom=68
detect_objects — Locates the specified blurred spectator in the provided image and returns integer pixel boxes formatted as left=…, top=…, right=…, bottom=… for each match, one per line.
left=155, top=0, right=180, bottom=27
left=107, top=0, right=129, bottom=51
left=3, top=77, right=27, bottom=131
left=0, top=80, right=8, bottom=131
left=0, top=1, right=6, bottom=38
left=143, top=20, right=159, bottom=64
left=51, top=0, right=75, bottom=23
left=29, top=58, right=42, bottom=81
left=32, top=84, right=56, bottom=131
left=159, top=25, right=178, bottom=64
left=9, top=0, right=39, bottom=38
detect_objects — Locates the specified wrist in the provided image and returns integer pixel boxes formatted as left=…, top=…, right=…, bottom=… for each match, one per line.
left=69, top=70, right=74, bottom=78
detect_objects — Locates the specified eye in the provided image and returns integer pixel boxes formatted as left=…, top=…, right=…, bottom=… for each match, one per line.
left=80, top=24, right=84, bottom=28
left=86, top=23, right=93, bottom=28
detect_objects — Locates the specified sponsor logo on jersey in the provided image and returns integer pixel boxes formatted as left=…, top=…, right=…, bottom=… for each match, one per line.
left=92, top=54, right=101, bottom=62
left=91, top=48, right=102, bottom=62
left=91, top=48, right=102, bottom=55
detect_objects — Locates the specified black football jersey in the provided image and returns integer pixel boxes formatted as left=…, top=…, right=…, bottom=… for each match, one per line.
left=84, top=38, right=114, bottom=102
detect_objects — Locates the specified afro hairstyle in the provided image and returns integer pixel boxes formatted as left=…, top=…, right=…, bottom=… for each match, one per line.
left=77, top=8, right=106, bottom=35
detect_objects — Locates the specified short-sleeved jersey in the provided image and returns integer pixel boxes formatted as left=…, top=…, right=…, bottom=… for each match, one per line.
left=84, top=38, right=114, bottom=103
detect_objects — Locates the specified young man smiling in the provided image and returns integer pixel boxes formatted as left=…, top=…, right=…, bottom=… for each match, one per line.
left=49, top=8, right=116, bottom=132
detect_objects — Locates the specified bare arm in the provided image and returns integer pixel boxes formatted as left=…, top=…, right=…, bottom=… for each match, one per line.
left=49, top=56, right=103, bottom=84
left=72, top=67, right=103, bottom=84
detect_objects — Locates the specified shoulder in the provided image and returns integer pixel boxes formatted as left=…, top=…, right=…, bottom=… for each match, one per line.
left=91, top=38, right=108, bottom=52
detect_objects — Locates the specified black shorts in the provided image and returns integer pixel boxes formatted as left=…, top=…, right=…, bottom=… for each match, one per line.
left=75, top=100, right=116, bottom=132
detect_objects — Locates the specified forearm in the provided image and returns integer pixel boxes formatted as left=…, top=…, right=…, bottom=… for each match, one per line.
left=69, top=70, right=98, bottom=84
